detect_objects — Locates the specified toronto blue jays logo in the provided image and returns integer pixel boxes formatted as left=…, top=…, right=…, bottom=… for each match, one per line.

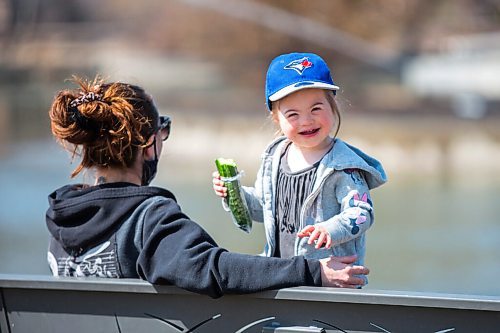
left=284, top=57, right=313, bottom=75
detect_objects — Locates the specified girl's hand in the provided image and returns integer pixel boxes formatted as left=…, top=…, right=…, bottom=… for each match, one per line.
left=297, top=225, right=332, bottom=249
left=212, top=171, right=227, bottom=198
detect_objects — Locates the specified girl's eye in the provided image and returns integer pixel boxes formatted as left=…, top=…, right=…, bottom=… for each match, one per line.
left=286, top=113, right=298, bottom=119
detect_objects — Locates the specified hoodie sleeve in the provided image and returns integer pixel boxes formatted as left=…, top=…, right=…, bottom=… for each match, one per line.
left=136, top=198, right=321, bottom=298
left=316, top=169, right=374, bottom=245
left=241, top=185, right=264, bottom=222
left=239, top=154, right=267, bottom=223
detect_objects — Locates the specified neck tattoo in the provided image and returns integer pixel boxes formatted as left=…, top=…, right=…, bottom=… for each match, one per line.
left=97, top=176, right=107, bottom=185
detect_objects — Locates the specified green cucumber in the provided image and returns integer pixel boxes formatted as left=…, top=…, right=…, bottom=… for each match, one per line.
left=215, top=158, right=252, bottom=233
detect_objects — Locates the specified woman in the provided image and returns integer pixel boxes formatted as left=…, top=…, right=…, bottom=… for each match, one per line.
left=46, top=76, right=369, bottom=298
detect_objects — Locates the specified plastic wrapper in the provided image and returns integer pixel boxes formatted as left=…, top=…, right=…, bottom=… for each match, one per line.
left=215, top=158, right=252, bottom=233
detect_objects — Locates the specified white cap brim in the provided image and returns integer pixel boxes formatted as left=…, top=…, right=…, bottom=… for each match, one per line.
left=269, top=81, right=339, bottom=102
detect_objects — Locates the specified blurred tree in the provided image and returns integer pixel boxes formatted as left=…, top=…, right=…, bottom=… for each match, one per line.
left=1, top=0, right=499, bottom=115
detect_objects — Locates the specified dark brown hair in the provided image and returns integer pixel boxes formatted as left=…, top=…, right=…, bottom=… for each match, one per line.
left=49, top=75, right=159, bottom=178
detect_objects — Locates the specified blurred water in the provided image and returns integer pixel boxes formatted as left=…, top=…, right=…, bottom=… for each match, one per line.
left=1, top=138, right=499, bottom=297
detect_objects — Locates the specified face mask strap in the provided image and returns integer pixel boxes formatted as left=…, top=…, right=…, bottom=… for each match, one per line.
left=152, top=137, right=158, bottom=162
left=141, top=137, right=159, bottom=186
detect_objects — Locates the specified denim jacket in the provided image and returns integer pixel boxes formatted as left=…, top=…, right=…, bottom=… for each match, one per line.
left=239, top=137, right=387, bottom=277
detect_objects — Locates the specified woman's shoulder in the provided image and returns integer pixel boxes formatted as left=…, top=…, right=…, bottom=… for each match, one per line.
left=135, top=187, right=181, bottom=213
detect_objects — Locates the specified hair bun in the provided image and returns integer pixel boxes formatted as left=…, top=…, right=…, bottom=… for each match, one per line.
left=67, top=104, right=98, bottom=133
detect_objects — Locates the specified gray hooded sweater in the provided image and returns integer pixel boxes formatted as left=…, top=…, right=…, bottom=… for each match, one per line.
left=236, top=137, right=387, bottom=283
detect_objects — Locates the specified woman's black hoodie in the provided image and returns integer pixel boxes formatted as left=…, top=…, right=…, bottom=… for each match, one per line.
left=46, top=182, right=321, bottom=298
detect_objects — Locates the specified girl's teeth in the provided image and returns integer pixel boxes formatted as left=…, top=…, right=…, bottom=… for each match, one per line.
left=302, top=129, right=318, bottom=135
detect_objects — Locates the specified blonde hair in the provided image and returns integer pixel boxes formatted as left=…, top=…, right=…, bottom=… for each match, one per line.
left=270, top=89, right=341, bottom=138
left=49, top=75, right=159, bottom=178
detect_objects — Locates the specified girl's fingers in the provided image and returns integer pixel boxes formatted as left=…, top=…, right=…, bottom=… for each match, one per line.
left=212, top=172, right=227, bottom=197
left=297, top=225, right=314, bottom=237
left=213, top=186, right=227, bottom=197
left=299, top=225, right=314, bottom=233
left=298, top=227, right=332, bottom=249
left=308, top=229, right=320, bottom=244
left=325, top=237, right=332, bottom=249
left=212, top=177, right=224, bottom=186
left=316, top=233, right=327, bottom=249
left=212, top=174, right=227, bottom=196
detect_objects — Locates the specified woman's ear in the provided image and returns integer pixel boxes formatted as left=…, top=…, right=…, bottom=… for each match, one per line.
left=143, top=134, right=156, bottom=160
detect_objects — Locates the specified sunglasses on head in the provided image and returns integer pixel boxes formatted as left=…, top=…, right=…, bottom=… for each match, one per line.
left=158, top=115, right=171, bottom=141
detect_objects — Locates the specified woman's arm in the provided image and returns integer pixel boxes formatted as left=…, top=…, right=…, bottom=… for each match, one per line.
left=136, top=198, right=367, bottom=298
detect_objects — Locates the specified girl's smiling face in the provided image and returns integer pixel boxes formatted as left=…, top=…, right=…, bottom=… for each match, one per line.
left=274, top=88, right=336, bottom=151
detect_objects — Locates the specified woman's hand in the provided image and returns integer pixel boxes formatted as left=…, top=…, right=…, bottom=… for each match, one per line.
left=297, top=225, right=332, bottom=249
left=212, top=171, right=227, bottom=198
left=319, top=255, right=369, bottom=288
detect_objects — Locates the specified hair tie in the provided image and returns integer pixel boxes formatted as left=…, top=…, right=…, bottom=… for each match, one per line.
left=69, top=91, right=103, bottom=108
left=68, top=91, right=101, bottom=132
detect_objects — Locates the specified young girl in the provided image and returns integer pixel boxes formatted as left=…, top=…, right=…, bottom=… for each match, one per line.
left=213, top=52, right=387, bottom=283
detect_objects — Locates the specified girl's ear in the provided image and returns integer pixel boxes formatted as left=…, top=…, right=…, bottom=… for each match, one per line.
left=270, top=108, right=284, bottom=137
left=270, top=106, right=280, bottom=123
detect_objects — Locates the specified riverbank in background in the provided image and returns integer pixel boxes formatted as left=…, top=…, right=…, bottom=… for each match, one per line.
left=160, top=110, right=500, bottom=182
left=1, top=112, right=499, bottom=296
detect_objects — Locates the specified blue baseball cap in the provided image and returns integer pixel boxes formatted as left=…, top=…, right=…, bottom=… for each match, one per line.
left=265, top=52, right=339, bottom=111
